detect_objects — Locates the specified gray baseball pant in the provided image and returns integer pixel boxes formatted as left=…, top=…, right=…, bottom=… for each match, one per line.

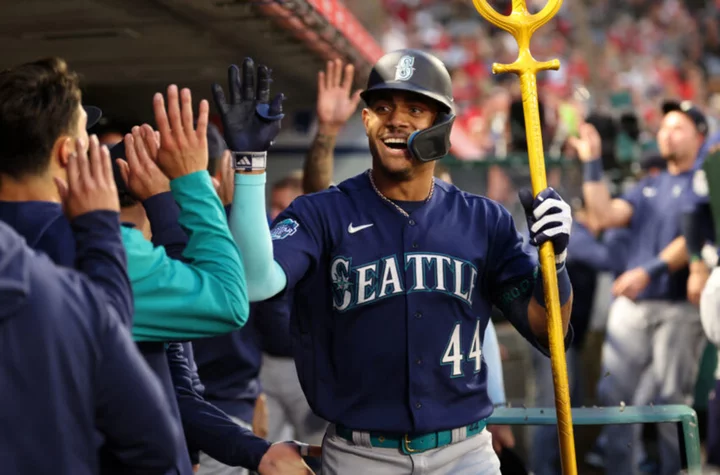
left=597, top=296, right=706, bottom=475
left=320, top=423, right=501, bottom=475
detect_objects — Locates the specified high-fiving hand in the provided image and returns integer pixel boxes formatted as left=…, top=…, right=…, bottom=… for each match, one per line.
left=153, top=85, right=210, bottom=179
left=55, top=136, right=120, bottom=219
left=212, top=58, right=285, bottom=153
left=115, top=125, right=170, bottom=201
left=316, top=59, right=362, bottom=135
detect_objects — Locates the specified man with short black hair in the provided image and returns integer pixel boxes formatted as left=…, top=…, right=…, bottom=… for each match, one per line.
left=0, top=114, right=182, bottom=475
left=0, top=57, right=252, bottom=475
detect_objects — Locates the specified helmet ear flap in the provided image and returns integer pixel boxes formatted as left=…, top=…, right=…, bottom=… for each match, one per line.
left=407, top=113, right=455, bottom=162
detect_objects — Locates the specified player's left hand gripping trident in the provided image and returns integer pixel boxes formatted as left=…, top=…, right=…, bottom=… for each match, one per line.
left=212, top=58, right=285, bottom=154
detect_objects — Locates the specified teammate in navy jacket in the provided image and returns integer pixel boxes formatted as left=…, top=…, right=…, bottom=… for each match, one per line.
left=0, top=141, right=181, bottom=474
left=218, top=51, right=573, bottom=474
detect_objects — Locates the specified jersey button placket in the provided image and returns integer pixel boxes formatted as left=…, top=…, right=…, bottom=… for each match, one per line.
left=405, top=216, right=424, bottom=426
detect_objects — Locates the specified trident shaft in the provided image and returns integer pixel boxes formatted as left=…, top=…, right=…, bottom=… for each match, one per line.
left=471, top=1, right=578, bottom=473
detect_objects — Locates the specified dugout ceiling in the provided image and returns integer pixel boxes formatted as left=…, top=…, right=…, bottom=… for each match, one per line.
left=0, top=0, right=385, bottom=127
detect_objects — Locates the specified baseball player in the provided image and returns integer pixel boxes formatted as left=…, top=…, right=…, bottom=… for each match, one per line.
left=568, top=101, right=708, bottom=475
left=681, top=135, right=720, bottom=470
left=215, top=51, right=573, bottom=474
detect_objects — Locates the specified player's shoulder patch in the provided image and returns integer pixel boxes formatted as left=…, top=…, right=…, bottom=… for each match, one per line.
left=693, top=169, right=709, bottom=197
left=270, top=218, right=299, bottom=240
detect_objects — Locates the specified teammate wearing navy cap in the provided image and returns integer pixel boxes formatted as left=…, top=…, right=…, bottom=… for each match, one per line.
left=569, top=101, right=708, bottom=475
left=216, top=51, right=574, bottom=474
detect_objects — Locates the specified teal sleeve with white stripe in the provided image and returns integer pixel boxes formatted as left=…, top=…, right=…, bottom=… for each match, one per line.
left=229, top=172, right=288, bottom=301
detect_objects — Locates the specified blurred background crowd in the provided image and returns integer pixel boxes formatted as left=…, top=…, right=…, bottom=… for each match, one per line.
left=381, top=0, right=720, bottom=160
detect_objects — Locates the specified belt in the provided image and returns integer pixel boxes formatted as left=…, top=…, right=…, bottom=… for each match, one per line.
left=335, top=419, right=487, bottom=455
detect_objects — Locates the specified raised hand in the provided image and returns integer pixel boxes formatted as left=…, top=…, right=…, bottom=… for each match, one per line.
left=153, top=85, right=210, bottom=179
left=55, top=135, right=120, bottom=219
left=566, top=123, right=602, bottom=163
left=115, top=125, right=170, bottom=201
left=316, top=59, right=362, bottom=135
left=212, top=58, right=285, bottom=153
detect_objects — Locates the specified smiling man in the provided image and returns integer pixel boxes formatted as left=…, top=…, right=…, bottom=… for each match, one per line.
left=222, top=50, right=574, bottom=475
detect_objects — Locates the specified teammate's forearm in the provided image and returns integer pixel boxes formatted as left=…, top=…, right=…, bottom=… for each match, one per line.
left=230, top=172, right=288, bottom=301
left=126, top=172, right=251, bottom=342
left=483, top=320, right=507, bottom=405
left=143, top=192, right=188, bottom=261
left=302, top=128, right=337, bottom=194
left=657, top=235, right=689, bottom=272
left=72, top=210, right=134, bottom=329
left=582, top=179, right=613, bottom=229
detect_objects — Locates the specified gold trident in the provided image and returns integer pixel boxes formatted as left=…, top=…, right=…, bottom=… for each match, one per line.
left=471, top=0, right=577, bottom=474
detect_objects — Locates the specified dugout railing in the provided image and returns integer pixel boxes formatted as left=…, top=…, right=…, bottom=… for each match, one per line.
left=487, top=405, right=703, bottom=474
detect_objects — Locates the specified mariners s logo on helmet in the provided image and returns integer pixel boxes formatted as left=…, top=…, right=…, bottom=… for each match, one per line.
left=394, top=55, right=415, bottom=81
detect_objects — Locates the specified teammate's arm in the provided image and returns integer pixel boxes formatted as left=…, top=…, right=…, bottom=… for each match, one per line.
left=303, top=59, right=362, bottom=194
left=167, top=342, right=273, bottom=470
left=122, top=172, right=249, bottom=341
left=122, top=85, right=250, bottom=342
left=93, top=296, right=183, bottom=472
left=568, top=123, right=634, bottom=229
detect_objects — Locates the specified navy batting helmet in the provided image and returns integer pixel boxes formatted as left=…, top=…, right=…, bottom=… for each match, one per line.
left=360, top=49, right=456, bottom=162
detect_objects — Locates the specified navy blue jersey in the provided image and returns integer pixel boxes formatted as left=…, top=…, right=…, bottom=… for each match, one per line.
left=0, top=217, right=180, bottom=475
left=0, top=198, right=194, bottom=475
left=619, top=171, right=693, bottom=300
left=270, top=172, right=542, bottom=433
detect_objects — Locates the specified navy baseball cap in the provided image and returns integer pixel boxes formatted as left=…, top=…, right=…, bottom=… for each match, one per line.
left=661, top=100, right=708, bottom=136
left=84, top=105, right=102, bottom=130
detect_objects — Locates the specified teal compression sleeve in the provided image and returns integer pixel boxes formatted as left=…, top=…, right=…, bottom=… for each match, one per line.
left=229, top=173, right=288, bottom=301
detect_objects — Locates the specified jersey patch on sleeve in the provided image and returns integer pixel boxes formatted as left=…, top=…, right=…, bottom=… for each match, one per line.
left=270, top=218, right=299, bottom=240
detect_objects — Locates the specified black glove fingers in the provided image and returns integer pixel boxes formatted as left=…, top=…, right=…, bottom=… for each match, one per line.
left=242, top=58, right=256, bottom=101
left=257, top=65, right=270, bottom=104
left=211, top=83, right=228, bottom=113
left=228, top=64, right=242, bottom=105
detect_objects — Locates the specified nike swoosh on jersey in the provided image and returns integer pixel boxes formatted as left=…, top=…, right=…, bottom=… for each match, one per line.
left=347, top=223, right=374, bottom=234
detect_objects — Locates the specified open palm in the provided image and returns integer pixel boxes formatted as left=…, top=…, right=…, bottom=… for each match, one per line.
left=317, top=59, right=362, bottom=133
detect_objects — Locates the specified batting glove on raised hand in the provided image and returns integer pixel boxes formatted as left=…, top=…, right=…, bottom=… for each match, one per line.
left=212, top=58, right=285, bottom=153
left=518, top=187, right=572, bottom=268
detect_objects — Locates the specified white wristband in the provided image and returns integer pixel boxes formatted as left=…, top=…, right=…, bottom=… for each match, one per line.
left=231, top=151, right=267, bottom=172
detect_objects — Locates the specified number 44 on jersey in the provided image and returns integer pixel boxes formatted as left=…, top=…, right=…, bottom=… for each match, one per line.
left=441, top=320, right=483, bottom=378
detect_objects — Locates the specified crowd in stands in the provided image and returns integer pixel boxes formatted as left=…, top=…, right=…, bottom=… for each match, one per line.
left=380, top=0, right=720, bottom=160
